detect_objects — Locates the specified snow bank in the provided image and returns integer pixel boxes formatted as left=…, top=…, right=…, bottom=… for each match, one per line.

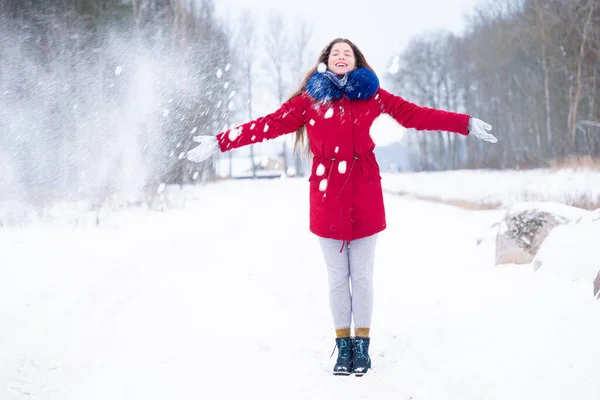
left=381, top=169, right=600, bottom=208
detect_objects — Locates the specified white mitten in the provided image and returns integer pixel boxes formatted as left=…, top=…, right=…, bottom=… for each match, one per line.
left=187, top=135, right=219, bottom=163
left=468, top=118, right=497, bottom=143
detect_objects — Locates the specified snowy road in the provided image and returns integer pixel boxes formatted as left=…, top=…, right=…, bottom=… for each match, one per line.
left=1, top=179, right=599, bottom=400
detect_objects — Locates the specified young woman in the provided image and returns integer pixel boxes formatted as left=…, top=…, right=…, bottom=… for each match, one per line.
left=187, top=38, right=497, bottom=377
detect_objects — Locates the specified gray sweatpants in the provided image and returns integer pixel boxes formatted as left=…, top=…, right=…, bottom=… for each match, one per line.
left=318, top=234, right=378, bottom=330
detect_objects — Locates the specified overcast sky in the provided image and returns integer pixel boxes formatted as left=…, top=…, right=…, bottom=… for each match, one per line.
left=215, top=0, right=484, bottom=74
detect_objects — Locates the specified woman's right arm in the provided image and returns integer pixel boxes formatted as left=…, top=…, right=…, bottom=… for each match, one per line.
left=217, top=94, right=307, bottom=152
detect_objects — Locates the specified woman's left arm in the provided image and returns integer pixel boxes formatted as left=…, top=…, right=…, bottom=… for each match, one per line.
left=377, top=88, right=496, bottom=142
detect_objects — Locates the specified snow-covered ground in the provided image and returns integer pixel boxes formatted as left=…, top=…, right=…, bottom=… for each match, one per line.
left=381, top=169, right=600, bottom=208
left=1, top=176, right=599, bottom=400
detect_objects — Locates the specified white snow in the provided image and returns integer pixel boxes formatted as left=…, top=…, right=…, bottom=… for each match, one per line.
left=227, top=127, right=240, bottom=141
left=316, top=163, right=325, bottom=176
left=381, top=168, right=600, bottom=208
left=338, top=160, right=347, bottom=174
left=324, top=108, right=334, bottom=119
left=319, top=178, right=328, bottom=191
left=388, top=54, right=400, bottom=75
left=309, top=119, right=315, bottom=126
left=507, top=201, right=594, bottom=221
left=370, top=114, right=406, bottom=146
left=534, top=219, right=600, bottom=283
left=1, top=173, right=599, bottom=400
left=317, top=62, right=327, bottom=73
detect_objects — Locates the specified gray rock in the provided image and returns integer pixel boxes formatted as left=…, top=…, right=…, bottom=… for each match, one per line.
left=495, top=202, right=591, bottom=266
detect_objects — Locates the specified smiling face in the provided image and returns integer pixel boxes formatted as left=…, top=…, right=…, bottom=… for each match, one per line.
left=327, top=42, right=356, bottom=76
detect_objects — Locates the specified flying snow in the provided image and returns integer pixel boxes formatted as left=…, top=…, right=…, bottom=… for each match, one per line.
left=228, top=127, right=240, bottom=141
left=319, top=179, right=328, bottom=192
left=316, top=164, right=325, bottom=176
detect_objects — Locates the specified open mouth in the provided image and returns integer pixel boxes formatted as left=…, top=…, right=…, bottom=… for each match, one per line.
left=335, top=62, right=348, bottom=68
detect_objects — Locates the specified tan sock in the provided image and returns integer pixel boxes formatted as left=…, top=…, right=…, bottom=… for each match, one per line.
left=335, top=328, right=351, bottom=338
left=355, top=327, right=370, bottom=338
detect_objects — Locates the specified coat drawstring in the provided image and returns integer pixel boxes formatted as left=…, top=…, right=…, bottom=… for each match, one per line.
left=326, top=157, right=336, bottom=191
left=336, top=155, right=359, bottom=200
left=339, top=240, right=351, bottom=253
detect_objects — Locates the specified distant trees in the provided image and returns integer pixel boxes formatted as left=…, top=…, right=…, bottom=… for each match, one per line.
left=218, top=10, right=314, bottom=178
left=263, top=12, right=314, bottom=177
left=236, top=9, right=258, bottom=178
left=288, top=17, right=314, bottom=177
left=386, top=0, right=600, bottom=170
left=264, top=11, right=289, bottom=175
left=0, top=0, right=233, bottom=210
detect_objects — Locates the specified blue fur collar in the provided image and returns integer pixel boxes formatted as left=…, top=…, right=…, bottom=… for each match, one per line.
left=306, top=67, right=379, bottom=101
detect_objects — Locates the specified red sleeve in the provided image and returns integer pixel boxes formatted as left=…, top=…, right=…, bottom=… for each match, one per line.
left=377, top=88, right=470, bottom=135
left=216, top=93, right=307, bottom=152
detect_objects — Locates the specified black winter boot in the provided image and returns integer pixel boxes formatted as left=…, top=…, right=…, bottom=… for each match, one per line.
left=332, top=337, right=353, bottom=375
left=352, top=336, right=371, bottom=376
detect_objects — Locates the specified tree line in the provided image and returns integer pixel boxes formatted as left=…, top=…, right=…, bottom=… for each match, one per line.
left=387, top=0, right=600, bottom=170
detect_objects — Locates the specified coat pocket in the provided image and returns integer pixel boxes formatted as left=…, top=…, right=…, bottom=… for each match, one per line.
left=308, top=160, right=331, bottom=183
left=360, top=163, right=381, bottom=183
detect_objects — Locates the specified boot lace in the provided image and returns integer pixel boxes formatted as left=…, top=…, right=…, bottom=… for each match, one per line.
left=354, top=338, right=368, bottom=360
left=330, top=339, right=352, bottom=360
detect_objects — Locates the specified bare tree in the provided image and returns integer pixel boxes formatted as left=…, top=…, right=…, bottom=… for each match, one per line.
left=218, top=9, right=239, bottom=179
left=567, top=0, right=596, bottom=142
left=132, top=0, right=174, bottom=40
left=264, top=11, right=290, bottom=175
left=236, top=9, right=258, bottom=178
left=532, top=0, right=556, bottom=156
left=289, top=17, right=314, bottom=177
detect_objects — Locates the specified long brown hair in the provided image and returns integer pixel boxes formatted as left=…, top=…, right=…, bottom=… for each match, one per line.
left=290, top=38, right=376, bottom=158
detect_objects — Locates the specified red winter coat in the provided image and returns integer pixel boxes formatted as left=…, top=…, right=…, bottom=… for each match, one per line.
left=216, top=86, right=470, bottom=241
